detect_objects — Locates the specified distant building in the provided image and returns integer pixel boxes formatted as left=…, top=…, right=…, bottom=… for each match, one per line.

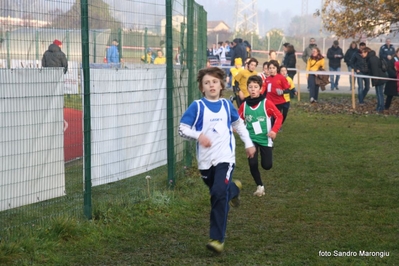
left=0, top=16, right=50, bottom=28
left=160, top=15, right=185, bottom=35
left=160, top=17, right=231, bottom=35
left=207, top=21, right=230, bottom=33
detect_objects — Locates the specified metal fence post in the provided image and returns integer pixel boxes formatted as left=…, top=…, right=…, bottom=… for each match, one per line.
left=199, top=6, right=207, bottom=68
left=180, top=23, right=186, bottom=65
left=80, top=0, right=92, bottom=220
left=144, top=27, right=148, bottom=63
left=166, top=0, right=175, bottom=188
left=185, top=0, right=195, bottom=168
left=93, top=30, right=97, bottom=63
left=118, top=28, right=122, bottom=62
left=35, top=30, right=39, bottom=62
left=6, top=31, right=10, bottom=69
left=66, top=30, right=70, bottom=61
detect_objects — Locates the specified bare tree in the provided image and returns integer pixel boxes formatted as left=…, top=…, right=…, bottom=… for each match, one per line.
left=51, top=0, right=122, bottom=30
left=315, top=0, right=399, bottom=39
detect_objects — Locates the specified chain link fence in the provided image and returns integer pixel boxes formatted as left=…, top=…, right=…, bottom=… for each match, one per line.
left=0, top=0, right=206, bottom=238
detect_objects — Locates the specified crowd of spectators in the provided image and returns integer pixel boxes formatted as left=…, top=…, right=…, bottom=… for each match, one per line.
left=135, top=36, right=398, bottom=113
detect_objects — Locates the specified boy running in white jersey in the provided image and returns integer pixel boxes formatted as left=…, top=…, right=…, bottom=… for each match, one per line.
left=179, top=67, right=256, bottom=253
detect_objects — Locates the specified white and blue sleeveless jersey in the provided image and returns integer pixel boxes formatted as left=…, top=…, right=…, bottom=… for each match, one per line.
left=179, top=97, right=253, bottom=170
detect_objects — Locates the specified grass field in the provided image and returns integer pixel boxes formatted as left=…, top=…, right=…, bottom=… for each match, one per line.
left=1, top=93, right=398, bottom=265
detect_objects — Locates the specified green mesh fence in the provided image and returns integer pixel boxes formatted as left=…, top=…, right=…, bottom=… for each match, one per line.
left=0, top=0, right=206, bottom=238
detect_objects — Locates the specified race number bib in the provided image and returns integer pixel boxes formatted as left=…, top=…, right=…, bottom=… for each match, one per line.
left=252, top=121, right=263, bottom=135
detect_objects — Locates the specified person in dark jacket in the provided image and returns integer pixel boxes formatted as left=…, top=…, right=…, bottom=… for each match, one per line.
left=384, top=48, right=399, bottom=110
left=379, top=38, right=395, bottom=61
left=344, top=41, right=358, bottom=88
left=228, top=41, right=235, bottom=64
left=327, top=40, right=344, bottom=90
left=282, top=42, right=289, bottom=62
left=364, top=47, right=387, bottom=112
left=42, top=39, right=68, bottom=74
left=282, top=44, right=297, bottom=80
left=230, top=38, right=247, bottom=66
left=351, top=44, right=370, bottom=104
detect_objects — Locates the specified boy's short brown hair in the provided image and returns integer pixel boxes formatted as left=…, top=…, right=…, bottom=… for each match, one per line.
left=247, top=75, right=262, bottom=88
left=197, top=67, right=226, bottom=96
left=268, top=60, right=280, bottom=72
left=246, top=57, right=258, bottom=66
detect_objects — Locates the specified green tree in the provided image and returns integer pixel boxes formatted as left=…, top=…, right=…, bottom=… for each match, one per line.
left=265, top=29, right=285, bottom=51
left=286, top=15, right=323, bottom=37
left=51, top=0, right=121, bottom=30
left=316, top=0, right=399, bottom=38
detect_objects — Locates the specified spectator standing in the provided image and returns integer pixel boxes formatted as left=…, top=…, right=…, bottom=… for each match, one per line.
left=302, top=37, right=317, bottom=64
left=213, top=42, right=226, bottom=65
left=384, top=48, right=399, bottom=110
left=213, top=41, right=230, bottom=82
left=211, top=43, right=219, bottom=61
left=224, top=40, right=231, bottom=57
left=231, top=38, right=247, bottom=67
left=154, top=50, right=166, bottom=65
left=344, top=41, right=358, bottom=88
left=351, top=42, right=370, bottom=104
left=175, top=46, right=182, bottom=65
left=229, top=41, right=236, bottom=66
left=282, top=43, right=289, bottom=74
left=282, top=42, right=290, bottom=63
left=141, top=48, right=154, bottom=64
left=379, top=38, right=395, bottom=61
left=178, top=67, right=255, bottom=253
left=282, top=44, right=297, bottom=80
left=106, top=39, right=120, bottom=63
left=364, top=47, right=386, bottom=113
left=160, top=40, right=166, bottom=56
left=207, top=47, right=213, bottom=56
left=226, top=42, right=234, bottom=88
left=42, top=39, right=68, bottom=74
left=327, top=40, right=344, bottom=90
left=306, top=47, right=325, bottom=103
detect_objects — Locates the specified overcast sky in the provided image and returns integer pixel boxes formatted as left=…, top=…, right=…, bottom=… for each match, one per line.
left=195, top=0, right=321, bottom=16
left=194, top=0, right=321, bottom=35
